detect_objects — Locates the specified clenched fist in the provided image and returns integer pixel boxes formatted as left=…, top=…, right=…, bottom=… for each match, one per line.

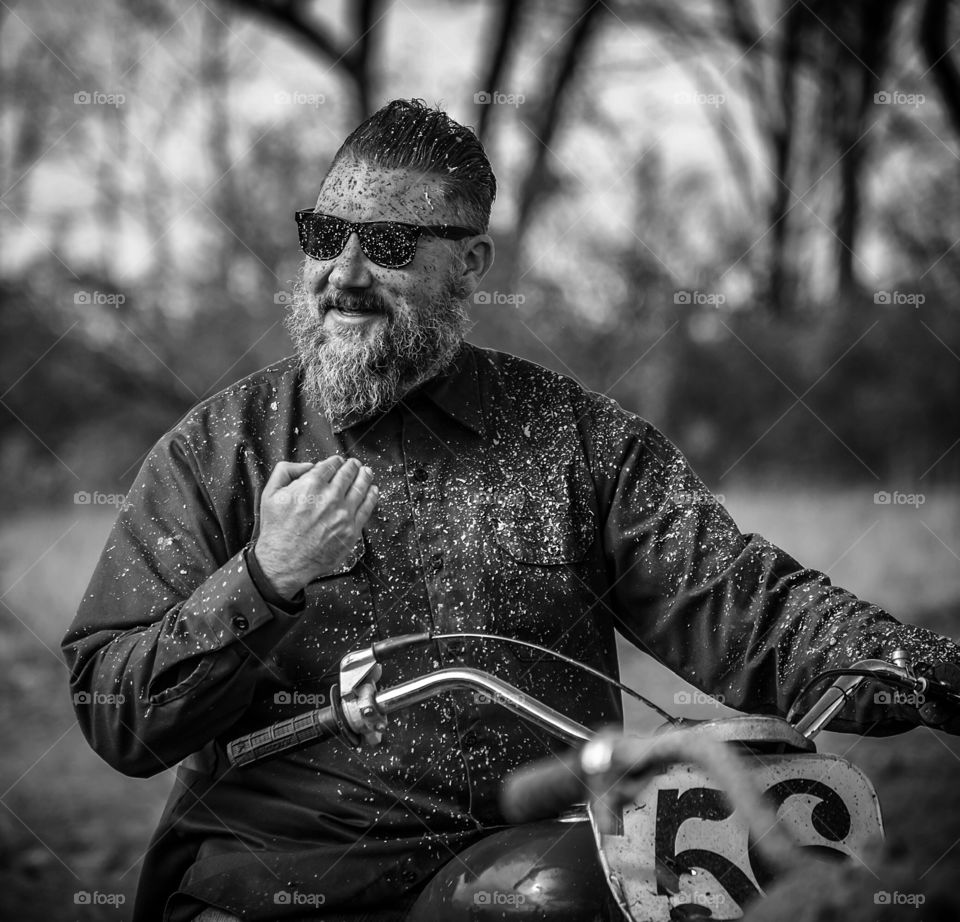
left=253, top=456, right=378, bottom=599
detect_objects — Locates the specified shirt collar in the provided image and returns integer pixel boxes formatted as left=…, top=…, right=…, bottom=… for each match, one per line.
left=420, top=342, right=485, bottom=435
left=330, top=342, right=485, bottom=435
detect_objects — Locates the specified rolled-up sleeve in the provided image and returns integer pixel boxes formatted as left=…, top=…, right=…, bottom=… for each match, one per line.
left=583, top=393, right=960, bottom=734
left=62, top=428, right=302, bottom=777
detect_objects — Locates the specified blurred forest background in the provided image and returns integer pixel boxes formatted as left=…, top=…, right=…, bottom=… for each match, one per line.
left=4, top=0, right=960, bottom=494
left=2, top=0, right=960, bottom=920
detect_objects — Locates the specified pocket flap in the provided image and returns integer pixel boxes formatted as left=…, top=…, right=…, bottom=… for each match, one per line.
left=494, top=477, right=595, bottom=564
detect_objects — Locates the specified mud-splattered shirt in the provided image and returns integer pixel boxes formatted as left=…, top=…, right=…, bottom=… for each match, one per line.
left=63, top=342, right=960, bottom=922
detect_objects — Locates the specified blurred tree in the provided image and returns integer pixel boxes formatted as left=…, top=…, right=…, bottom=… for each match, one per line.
left=2, top=0, right=960, bottom=508
left=227, top=0, right=384, bottom=122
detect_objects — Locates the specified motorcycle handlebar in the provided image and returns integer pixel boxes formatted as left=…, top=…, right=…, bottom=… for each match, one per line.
left=225, top=642, right=960, bottom=769
left=227, top=701, right=342, bottom=767
left=792, top=657, right=960, bottom=738
left=226, top=668, right=593, bottom=769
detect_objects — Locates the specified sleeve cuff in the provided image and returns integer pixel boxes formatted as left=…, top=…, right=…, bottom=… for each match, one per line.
left=148, top=548, right=307, bottom=701
left=244, top=543, right=306, bottom=615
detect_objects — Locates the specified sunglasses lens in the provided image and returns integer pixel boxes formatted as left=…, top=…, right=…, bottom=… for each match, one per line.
left=298, top=214, right=349, bottom=260
left=359, top=223, right=420, bottom=268
left=296, top=214, right=422, bottom=268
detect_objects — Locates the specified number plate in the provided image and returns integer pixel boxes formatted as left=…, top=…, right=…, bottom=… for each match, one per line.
left=592, top=752, right=882, bottom=921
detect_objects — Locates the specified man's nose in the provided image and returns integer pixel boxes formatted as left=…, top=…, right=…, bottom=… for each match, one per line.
left=328, top=232, right=373, bottom=289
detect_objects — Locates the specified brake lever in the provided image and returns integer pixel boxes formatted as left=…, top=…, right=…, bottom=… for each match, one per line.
left=337, top=633, right=435, bottom=748
left=915, top=662, right=960, bottom=729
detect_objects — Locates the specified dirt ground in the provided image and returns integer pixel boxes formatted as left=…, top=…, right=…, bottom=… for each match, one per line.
left=2, top=488, right=958, bottom=920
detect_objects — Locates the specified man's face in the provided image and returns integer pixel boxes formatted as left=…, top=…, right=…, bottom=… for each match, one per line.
left=286, top=157, right=474, bottom=425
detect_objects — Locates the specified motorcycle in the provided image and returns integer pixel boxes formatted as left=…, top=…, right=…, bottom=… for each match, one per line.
left=226, top=633, right=960, bottom=921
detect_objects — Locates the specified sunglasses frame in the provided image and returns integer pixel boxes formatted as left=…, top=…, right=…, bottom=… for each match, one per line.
left=295, top=210, right=481, bottom=269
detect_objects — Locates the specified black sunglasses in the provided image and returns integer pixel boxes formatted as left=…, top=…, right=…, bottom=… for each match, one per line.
left=295, top=210, right=481, bottom=269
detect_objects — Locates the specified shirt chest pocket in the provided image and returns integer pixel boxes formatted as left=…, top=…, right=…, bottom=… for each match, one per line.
left=493, top=470, right=596, bottom=565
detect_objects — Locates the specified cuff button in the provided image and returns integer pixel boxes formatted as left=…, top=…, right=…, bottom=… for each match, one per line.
left=231, top=614, right=249, bottom=633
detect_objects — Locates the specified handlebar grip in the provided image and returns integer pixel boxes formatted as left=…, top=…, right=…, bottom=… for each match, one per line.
left=227, top=705, right=340, bottom=768
left=500, top=750, right=583, bottom=823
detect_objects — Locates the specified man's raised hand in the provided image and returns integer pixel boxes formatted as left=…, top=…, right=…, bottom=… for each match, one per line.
left=253, top=456, right=378, bottom=599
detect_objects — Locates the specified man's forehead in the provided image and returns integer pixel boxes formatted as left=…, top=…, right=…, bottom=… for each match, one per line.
left=315, top=159, right=454, bottom=225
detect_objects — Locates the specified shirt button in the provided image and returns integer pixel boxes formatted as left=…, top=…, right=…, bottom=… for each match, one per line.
left=411, top=467, right=428, bottom=483
left=231, top=614, right=249, bottom=633
left=462, top=730, right=477, bottom=746
left=446, top=639, right=465, bottom=656
left=428, top=551, right=444, bottom=574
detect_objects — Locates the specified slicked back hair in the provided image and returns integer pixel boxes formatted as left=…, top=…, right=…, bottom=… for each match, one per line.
left=328, top=98, right=497, bottom=233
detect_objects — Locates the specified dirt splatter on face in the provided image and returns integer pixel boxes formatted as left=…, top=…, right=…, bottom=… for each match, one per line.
left=285, top=158, right=471, bottom=426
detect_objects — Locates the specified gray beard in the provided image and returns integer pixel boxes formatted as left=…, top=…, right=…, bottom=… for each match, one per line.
left=284, top=266, right=470, bottom=427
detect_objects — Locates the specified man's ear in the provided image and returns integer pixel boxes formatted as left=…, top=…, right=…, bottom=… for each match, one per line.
left=457, top=235, right=495, bottom=298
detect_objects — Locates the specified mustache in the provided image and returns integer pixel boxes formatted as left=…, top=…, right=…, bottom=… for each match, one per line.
left=318, top=289, right=392, bottom=316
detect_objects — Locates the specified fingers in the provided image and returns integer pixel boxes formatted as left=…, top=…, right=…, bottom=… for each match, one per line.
left=344, top=464, right=375, bottom=510
left=355, top=483, right=379, bottom=526
left=264, top=460, right=318, bottom=493
left=307, top=455, right=346, bottom=485
left=266, top=456, right=344, bottom=494
left=328, top=457, right=363, bottom=497
left=266, top=454, right=377, bottom=526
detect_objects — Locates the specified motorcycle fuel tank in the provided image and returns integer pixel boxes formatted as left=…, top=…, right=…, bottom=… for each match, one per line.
left=407, top=813, right=620, bottom=921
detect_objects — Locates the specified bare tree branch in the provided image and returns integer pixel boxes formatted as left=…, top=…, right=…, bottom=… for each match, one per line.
left=766, top=1, right=805, bottom=314
left=517, top=0, right=606, bottom=230
left=832, top=0, right=899, bottom=292
left=476, top=0, right=527, bottom=143
left=921, top=0, right=960, bottom=143
left=350, top=0, right=384, bottom=117
left=227, top=0, right=382, bottom=120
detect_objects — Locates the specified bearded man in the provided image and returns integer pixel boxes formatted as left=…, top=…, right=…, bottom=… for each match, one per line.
left=64, top=99, right=960, bottom=922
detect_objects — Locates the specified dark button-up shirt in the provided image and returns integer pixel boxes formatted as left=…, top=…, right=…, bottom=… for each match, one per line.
left=63, top=342, right=960, bottom=922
